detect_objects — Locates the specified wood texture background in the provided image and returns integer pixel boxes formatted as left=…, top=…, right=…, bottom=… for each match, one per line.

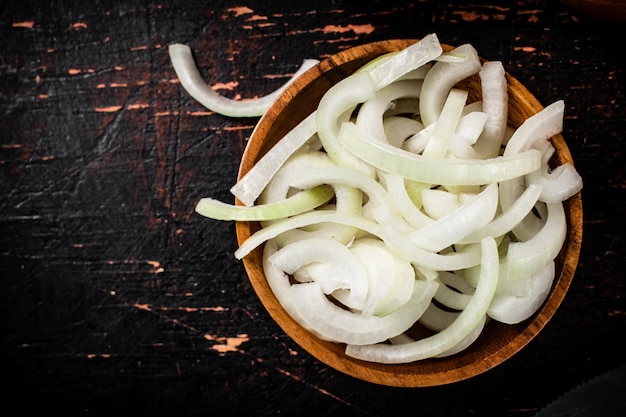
left=1, top=0, right=624, bottom=415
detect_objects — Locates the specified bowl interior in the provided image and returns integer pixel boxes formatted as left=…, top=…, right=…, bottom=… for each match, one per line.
left=235, top=39, right=583, bottom=387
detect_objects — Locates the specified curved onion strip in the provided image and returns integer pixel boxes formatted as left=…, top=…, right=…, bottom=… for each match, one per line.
left=356, top=79, right=423, bottom=142
left=422, top=88, right=468, bottom=158
left=195, top=185, right=333, bottom=221
left=459, top=183, right=543, bottom=244
left=434, top=281, right=472, bottom=310
left=268, top=238, right=369, bottom=311
left=391, top=312, right=487, bottom=359
left=406, top=182, right=499, bottom=252
left=421, top=188, right=473, bottom=220
left=419, top=43, right=482, bottom=127
left=503, top=100, right=565, bottom=156
left=230, top=111, right=318, bottom=206
left=234, top=210, right=383, bottom=260
left=316, top=70, right=377, bottom=176
left=363, top=33, right=443, bottom=89
left=344, top=237, right=498, bottom=363
left=381, top=226, right=482, bottom=271
left=488, top=261, right=555, bottom=324
left=290, top=166, right=389, bottom=207
left=339, top=121, right=542, bottom=186
left=286, top=279, right=438, bottom=345
left=433, top=315, right=486, bottom=358
left=258, top=151, right=362, bottom=246
left=474, top=61, right=508, bottom=158
left=383, top=116, right=424, bottom=148
left=504, top=202, right=566, bottom=281
left=349, top=238, right=416, bottom=317
left=433, top=271, right=475, bottom=311
left=383, top=173, right=434, bottom=229
left=418, top=302, right=460, bottom=331
left=169, top=43, right=318, bottom=117
left=526, top=162, right=583, bottom=203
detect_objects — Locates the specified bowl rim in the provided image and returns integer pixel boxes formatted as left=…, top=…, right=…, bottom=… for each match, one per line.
left=235, top=38, right=583, bottom=387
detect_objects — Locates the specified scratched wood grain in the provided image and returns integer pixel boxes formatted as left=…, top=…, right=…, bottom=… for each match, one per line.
left=1, top=0, right=625, bottom=416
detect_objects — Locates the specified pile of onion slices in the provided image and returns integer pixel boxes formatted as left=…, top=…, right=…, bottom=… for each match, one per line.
left=170, top=33, right=583, bottom=364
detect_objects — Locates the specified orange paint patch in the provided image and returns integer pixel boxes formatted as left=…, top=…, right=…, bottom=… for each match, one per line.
left=87, top=353, right=111, bottom=359
left=247, top=14, right=267, bottom=21
left=212, top=81, right=238, bottom=91
left=68, top=68, right=95, bottom=75
left=321, top=24, right=375, bottom=35
left=134, top=303, right=151, bottom=311
left=205, top=333, right=250, bottom=354
left=514, top=46, right=537, bottom=52
left=155, top=111, right=179, bottom=117
left=94, top=106, right=122, bottom=112
left=222, top=125, right=255, bottom=131
left=128, top=103, right=149, bottom=110
left=12, top=21, right=34, bottom=28
left=228, top=6, right=254, bottom=16
left=72, top=22, right=87, bottom=29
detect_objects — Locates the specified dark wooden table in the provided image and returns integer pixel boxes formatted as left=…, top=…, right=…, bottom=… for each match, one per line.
left=2, top=1, right=625, bottom=415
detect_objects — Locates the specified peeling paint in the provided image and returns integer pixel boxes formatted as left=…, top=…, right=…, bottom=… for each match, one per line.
left=205, top=333, right=250, bottom=354
left=128, top=103, right=149, bottom=110
left=321, top=23, right=375, bottom=35
left=227, top=6, right=254, bottom=17
left=87, top=353, right=111, bottom=359
left=12, top=21, right=34, bottom=28
left=514, top=46, right=537, bottom=52
left=212, top=81, right=238, bottom=91
left=94, top=106, right=123, bottom=112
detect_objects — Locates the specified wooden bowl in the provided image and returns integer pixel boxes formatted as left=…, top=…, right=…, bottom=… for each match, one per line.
left=235, top=39, right=583, bottom=387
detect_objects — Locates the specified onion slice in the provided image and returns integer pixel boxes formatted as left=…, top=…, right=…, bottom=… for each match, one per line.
left=168, top=43, right=318, bottom=117
left=339, top=121, right=542, bottom=186
left=345, top=236, right=499, bottom=363
left=195, top=185, right=334, bottom=221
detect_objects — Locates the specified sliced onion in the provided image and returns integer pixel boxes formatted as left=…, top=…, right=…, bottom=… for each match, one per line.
left=363, top=33, right=443, bottom=89
left=419, top=43, right=482, bottom=127
left=344, top=237, right=498, bottom=363
left=195, top=184, right=333, bottom=221
left=268, top=238, right=369, bottom=311
left=406, top=182, right=499, bottom=252
left=355, top=79, right=423, bottom=142
left=169, top=43, right=318, bottom=117
left=422, top=88, right=468, bottom=158
left=504, top=202, right=566, bottom=281
left=488, top=261, right=555, bottom=324
left=459, top=183, right=543, bottom=244
left=474, top=61, right=508, bottom=158
left=339, top=121, right=542, bottom=186
left=230, top=111, right=318, bottom=206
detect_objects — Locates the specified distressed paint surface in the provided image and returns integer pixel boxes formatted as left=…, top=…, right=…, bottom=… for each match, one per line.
left=1, top=0, right=625, bottom=416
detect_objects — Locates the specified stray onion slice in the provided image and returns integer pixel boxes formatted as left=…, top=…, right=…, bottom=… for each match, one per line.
left=168, top=43, right=318, bottom=117
left=195, top=185, right=334, bottom=221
